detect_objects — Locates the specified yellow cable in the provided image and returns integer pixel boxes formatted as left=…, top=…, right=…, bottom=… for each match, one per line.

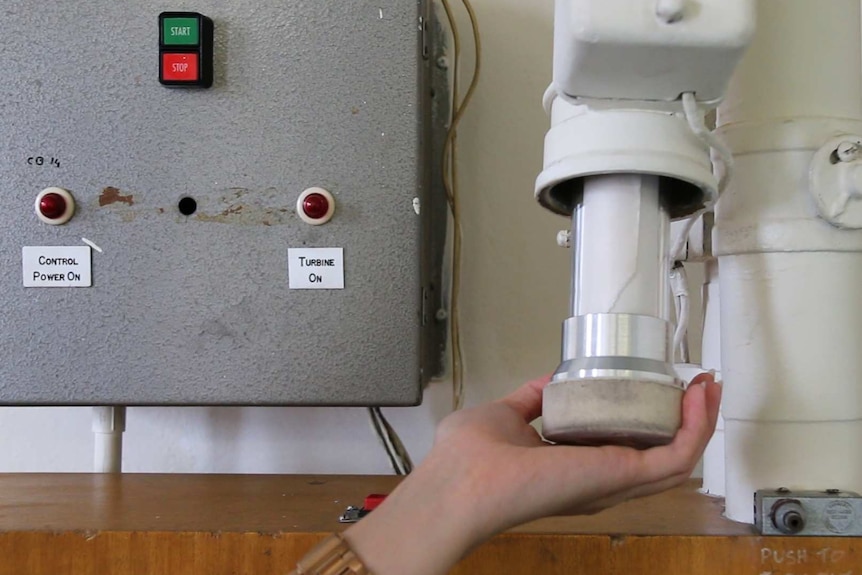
left=440, top=0, right=481, bottom=411
left=440, top=0, right=462, bottom=410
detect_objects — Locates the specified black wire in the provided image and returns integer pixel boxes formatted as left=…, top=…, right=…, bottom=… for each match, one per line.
left=377, top=409, right=414, bottom=474
left=368, top=407, right=403, bottom=475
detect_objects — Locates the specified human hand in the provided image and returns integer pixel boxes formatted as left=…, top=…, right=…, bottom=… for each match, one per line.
left=433, top=372, right=721, bottom=531
left=344, top=373, right=721, bottom=575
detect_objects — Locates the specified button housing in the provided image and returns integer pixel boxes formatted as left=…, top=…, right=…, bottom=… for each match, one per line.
left=158, top=12, right=214, bottom=88
left=35, top=187, right=76, bottom=225
left=297, top=187, right=336, bottom=225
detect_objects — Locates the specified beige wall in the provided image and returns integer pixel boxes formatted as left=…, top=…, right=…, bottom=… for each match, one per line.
left=443, top=0, right=568, bottom=407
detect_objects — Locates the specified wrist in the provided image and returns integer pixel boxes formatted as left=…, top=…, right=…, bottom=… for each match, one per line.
left=342, top=452, right=487, bottom=575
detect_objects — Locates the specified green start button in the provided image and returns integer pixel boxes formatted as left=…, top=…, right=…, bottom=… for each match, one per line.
left=162, top=17, right=199, bottom=45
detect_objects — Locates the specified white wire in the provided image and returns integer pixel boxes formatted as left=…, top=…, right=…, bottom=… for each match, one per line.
left=672, top=92, right=735, bottom=263
left=542, top=83, right=558, bottom=114
left=670, top=94, right=735, bottom=359
left=669, top=264, right=690, bottom=362
left=542, top=82, right=579, bottom=114
left=681, top=92, right=734, bottom=195
left=673, top=296, right=691, bottom=363
left=674, top=294, right=691, bottom=362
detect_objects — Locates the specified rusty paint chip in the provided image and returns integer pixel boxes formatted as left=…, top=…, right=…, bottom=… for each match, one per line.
left=99, top=187, right=135, bottom=207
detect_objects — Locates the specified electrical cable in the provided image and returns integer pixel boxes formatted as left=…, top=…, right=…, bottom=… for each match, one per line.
left=672, top=92, right=735, bottom=262
left=368, top=407, right=413, bottom=476
left=440, top=0, right=482, bottom=411
left=669, top=93, right=734, bottom=363
left=368, top=407, right=400, bottom=474
left=681, top=92, right=734, bottom=195
left=669, top=263, right=691, bottom=363
left=376, top=408, right=414, bottom=474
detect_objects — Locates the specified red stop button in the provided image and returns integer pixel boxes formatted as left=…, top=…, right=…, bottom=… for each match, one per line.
left=161, top=53, right=199, bottom=82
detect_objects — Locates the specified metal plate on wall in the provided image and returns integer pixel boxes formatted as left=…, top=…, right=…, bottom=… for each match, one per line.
left=0, top=0, right=443, bottom=406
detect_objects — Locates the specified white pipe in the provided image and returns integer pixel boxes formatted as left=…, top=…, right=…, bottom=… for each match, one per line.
left=700, top=259, right=724, bottom=497
left=92, top=406, right=126, bottom=474
left=715, top=0, right=862, bottom=522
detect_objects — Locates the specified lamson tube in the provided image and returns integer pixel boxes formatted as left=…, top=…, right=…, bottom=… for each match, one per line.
left=543, top=174, right=683, bottom=448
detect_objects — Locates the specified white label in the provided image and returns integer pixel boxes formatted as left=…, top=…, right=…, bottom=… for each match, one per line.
left=288, top=248, right=344, bottom=289
left=23, top=246, right=92, bottom=287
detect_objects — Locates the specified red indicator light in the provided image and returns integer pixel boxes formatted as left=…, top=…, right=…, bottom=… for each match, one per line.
left=302, top=193, right=330, bottom=220
left=39, top=193, right=67, bottom=220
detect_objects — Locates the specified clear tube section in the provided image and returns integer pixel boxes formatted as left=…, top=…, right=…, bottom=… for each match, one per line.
left=570, top=174, right=670, bottom=320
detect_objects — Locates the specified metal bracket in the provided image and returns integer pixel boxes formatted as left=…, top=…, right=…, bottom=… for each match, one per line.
left=810, top=136, right=862, bottom=229
left=755, top=489, right=862, bottom=536
left=419, top=3, right=450, bottom=382
left=669, top=212, right=714, bottom=262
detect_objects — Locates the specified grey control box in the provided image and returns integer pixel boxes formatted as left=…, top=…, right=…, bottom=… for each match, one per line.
left=0, top=1, right=445, bottom=406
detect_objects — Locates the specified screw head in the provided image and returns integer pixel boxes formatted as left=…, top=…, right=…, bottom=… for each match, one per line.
left=836, top=141, right=862, bottom=163
left=827, top=489, right=841, bottom=494
left=777, top=487, right=791, bottom=494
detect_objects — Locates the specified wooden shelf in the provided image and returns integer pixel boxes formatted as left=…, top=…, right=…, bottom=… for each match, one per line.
left=0, top=474, right=859, bottom=574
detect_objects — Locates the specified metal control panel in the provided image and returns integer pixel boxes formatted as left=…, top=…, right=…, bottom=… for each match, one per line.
left=0, top=1, right=445, bottom=406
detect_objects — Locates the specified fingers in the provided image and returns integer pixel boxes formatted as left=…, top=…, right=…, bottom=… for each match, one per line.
left=497, top=373, right=722, bottom=525
left=704, top=378, right=722, bottom=433
left=496, top=374, right=552, bottom=423
left=634, top=377, right=722, bottom=484
left=584, top=381, right=722, bottom=512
